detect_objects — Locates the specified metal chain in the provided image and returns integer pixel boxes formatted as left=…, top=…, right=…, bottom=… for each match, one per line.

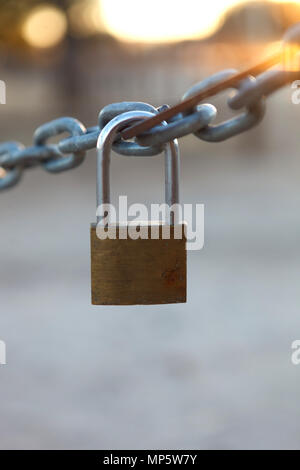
left=0, top=64, right=299, bottom=191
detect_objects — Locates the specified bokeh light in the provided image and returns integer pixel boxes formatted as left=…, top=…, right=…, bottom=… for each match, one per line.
left=22, top=4, right=67, bottom=49
left=68, top=0, right=106, bottom=37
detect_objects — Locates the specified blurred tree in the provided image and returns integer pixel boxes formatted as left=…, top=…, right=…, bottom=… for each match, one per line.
left=0, top=0, right=40, bottom=47
left=214, top=1, right=300, bottom=42
left=0, top=0, right=75, bottom=48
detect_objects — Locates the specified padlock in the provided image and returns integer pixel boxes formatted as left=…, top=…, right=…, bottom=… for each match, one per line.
left=90, top=110, right=186, bottom=305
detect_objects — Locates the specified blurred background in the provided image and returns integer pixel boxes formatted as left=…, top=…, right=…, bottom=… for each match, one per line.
left=0, top=0, right=300, bottom=450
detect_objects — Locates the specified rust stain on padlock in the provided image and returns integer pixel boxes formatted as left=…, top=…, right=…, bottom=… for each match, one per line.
left=162, top=261, right=183, bottom=287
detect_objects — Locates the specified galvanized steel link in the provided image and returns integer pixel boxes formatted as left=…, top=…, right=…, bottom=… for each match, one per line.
left=135, top=103, right=217, bottom=147
left=228, top=69, right=299, bottom=110
left=98, top=102, right=164, bottom=156
left=58, top=126, right=100, bottom=154
left=182, top=69, right=265, bottom=142
left=0, top=142, right=24, bottom=190
left=33, top=117, right=87, bottom=173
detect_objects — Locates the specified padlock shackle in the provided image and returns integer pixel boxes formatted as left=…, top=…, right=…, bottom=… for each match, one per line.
left=96, top=110, right=180, bottom=224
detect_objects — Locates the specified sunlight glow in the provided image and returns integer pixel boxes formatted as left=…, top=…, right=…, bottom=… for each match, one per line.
left=100, top=0, right=300, bottom=43
left=100, top=0, right=241, bottom=43
left=22, top=5, right=67, bottom=48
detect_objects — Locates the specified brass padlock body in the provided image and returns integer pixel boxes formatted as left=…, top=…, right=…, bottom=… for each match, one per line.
left=91, top=224, right=186, bottom=305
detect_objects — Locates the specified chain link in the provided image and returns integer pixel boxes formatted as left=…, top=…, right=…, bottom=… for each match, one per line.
left=181, top=69, right=266, bottom=142
left=0, top=63, right=298, bottom=190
